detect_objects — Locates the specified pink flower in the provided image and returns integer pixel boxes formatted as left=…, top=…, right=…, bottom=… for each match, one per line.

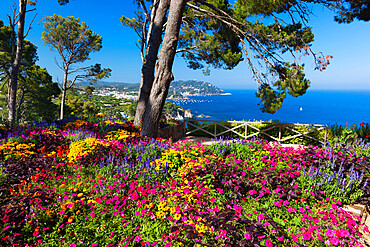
left=329, top=237, right=339, bottom=245
left=287, top=207, right=293, bottom=213
left=293, top=184, right=299, bottom=189
left=258, top=213, right=265, bottom=220
left=244, top=232, right=251, bottom=240
left=2, top=226, right=10, bottom=231
left=299, top=208, right=305, bottom=213
left=283, top=200, right=289, bottom=207
left=277, top=235, right=284, bottom=241
left=302, top=232, right=312, bottom=240
left=291, top=234, right=298, bottom=242
left=265, top=238, right=273, bottom=247
left=326, top=229, right=335, bottom=238
left=91, top=243, right=98, bottom=247
left=134, top=235, right=141, bottom=241
left=249, top=190, right=256, bottom=195
left=339, top=229, right=349, bottom=237
left=210, top=197, right=215, bottom=203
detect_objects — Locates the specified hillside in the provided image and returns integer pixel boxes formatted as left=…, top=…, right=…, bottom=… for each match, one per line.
left=92, top=80, right=227, bottom=98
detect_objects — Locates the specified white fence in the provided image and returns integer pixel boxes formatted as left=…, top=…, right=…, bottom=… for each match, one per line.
left=184, top=119, right=328, bottom=145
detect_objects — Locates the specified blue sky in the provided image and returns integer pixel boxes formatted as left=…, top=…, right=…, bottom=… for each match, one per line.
left=1, top=0, right=370, bottom=90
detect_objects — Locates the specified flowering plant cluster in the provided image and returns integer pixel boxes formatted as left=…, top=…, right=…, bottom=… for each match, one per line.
left=0, top=118, right=369, bottom=247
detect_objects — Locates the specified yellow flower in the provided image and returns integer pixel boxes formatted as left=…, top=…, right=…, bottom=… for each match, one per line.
left=59, top=184, right=66, bottom=188
left=174, top=213, right=181, bottom=220
left=77, top=193, right=83, bottom=197
left=67, top=216, right=75, bottom=223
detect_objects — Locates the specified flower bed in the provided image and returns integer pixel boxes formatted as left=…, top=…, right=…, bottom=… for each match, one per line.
left=0, top=119, right=369, bottom=246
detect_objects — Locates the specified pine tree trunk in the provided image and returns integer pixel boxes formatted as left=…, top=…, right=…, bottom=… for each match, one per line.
left=141, top=0, right=187, bottom=138
left=134, top=0, right=171, bottom=127
left=8, top=0, right=27, bottom=126
left=60, top=71, right=68, bottom=120
left=16, top=87, right=25, bottom=123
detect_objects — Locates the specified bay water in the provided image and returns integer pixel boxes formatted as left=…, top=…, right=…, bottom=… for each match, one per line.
left=170, top=89, right=370, bottom=126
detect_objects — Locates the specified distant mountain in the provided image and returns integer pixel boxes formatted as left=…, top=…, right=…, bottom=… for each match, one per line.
left=168, top=80, right=226, bottom=97
left=91, top=80, right=226, bottom=97
left=93, top=82, right=140, bottom=91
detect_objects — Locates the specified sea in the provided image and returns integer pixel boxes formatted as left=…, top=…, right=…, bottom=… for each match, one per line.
left=169, top=89, right=370, bottom=126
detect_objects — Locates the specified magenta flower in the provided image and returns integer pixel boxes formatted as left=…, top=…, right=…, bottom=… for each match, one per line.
left=134, top=235, right=141, bottom=241
left=258, top=213, right=265, bottom=220
left=265, top=238, right=273, bottom=247
left=277, top=235, right=284, bottom=241
left=244, top=232, right=251, bottom=240
left=2, top=226, right=10, bottom=231
left=329, top=237, right=339, bottom=245
left=91, top=243, right=98, bottom=247
left=287, top=207, right=293, bottom=213
left=299, top=208, right=305, bottom=213
left=302, top=232, right=312, bottom=240
left=339, top=229, right=350, bottom=237
left=326, top=229, right=335, bottom=238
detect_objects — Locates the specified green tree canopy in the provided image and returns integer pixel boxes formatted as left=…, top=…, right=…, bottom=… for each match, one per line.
left=332, top=0, right=370, bottom=23
left=41, top=14, right=111, bottom=120
left=0, top=19, right=60, bottom=123
left=123, top=0, right=333, bottom=137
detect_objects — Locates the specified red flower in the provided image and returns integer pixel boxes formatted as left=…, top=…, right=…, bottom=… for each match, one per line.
left=366, top=135, right=370, bottom=138
left=360, top=122, right=366, bottom=126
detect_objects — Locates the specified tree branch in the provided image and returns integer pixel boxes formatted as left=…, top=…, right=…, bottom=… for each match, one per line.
left=24, top=13, right=37, bottom=38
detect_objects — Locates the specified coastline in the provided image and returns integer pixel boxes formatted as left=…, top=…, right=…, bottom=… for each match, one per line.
left=168, top=89, right=370, bottom=125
